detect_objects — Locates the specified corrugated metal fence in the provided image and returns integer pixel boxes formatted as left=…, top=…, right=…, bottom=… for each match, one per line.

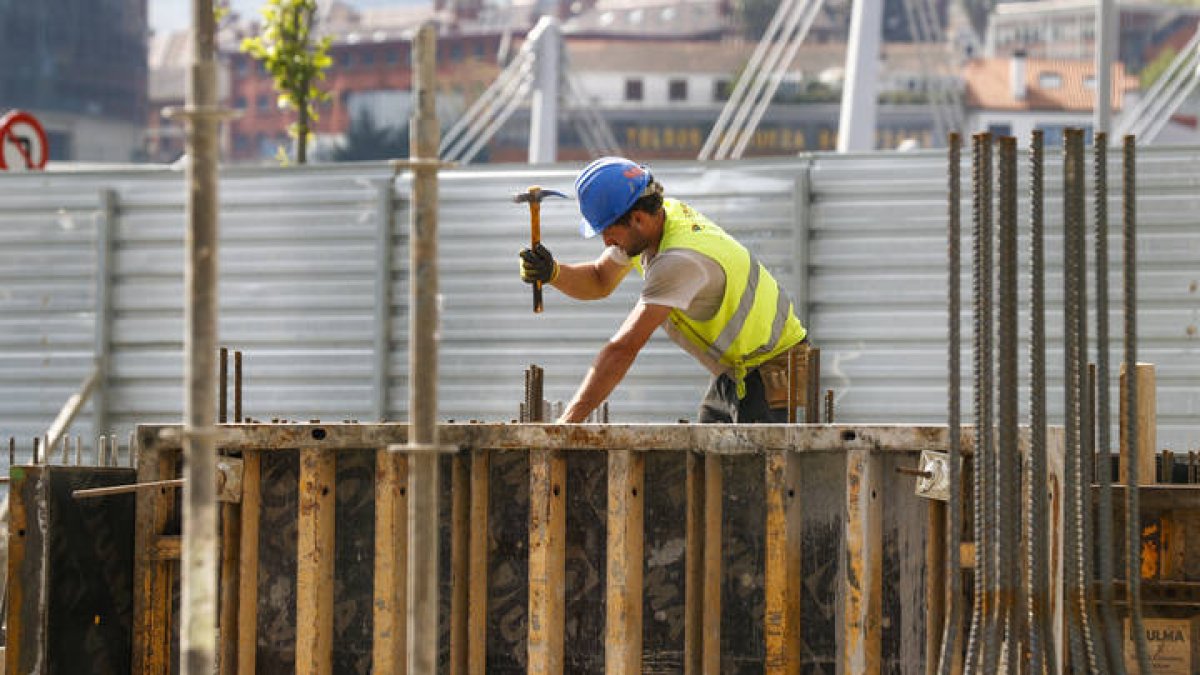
left=0, top=148, right=1196, bottom=453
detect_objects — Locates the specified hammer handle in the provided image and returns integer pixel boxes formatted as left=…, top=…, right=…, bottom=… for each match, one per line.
left=531, top=201, right=543, bottom=313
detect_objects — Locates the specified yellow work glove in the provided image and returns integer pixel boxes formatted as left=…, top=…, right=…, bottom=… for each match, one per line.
left=519, top=243, right=559, bottom=284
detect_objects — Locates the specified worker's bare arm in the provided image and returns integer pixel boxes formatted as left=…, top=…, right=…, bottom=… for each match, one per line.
left=559, top=302, right=671, bottom=423
left=551, top=254, right=631, bottom=300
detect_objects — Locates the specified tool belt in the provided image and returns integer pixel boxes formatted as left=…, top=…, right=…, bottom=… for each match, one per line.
left=758, top=340, right=811, bottom=410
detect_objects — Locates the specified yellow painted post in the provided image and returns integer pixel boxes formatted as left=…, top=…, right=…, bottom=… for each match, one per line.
left=468, top=449, right=491, bottom=674
left=842, top=449, right=882, bottom=674
left=765, top=451, right=802, bottom=675
left=236, top=450, right=261, bottom=675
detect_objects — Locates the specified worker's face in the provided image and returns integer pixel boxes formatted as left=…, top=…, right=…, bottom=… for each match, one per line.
left=602, top=213, right=652, bottom=257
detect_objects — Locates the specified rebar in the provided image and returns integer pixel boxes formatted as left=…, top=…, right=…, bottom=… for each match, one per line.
left=1061, top=128, right=1087, bottom=672
left=8, top=437, right=13, bottom=466
left=937, top=132, right=964, bottom=675
left=824, top=389, right=835, bottom=424
left=235, top=351, right=243, bottom=423
left=996, top=136, right=1020, bottom=673
left=219, top=347, right=228, bottom=423
left=33, top=437, right=41, bottom=465
left=1073, top=131, right=1110, bottom=675
left=1123, top=134, right=1152, bottom=673
left=1026, top=130, right=1057, bottom=675
left=1092, top=131, right=1125, bottom=674
left=75, top=435, right=82, bottom=466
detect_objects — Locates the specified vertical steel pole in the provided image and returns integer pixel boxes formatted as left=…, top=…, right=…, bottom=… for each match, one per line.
left=963, top=132, right=985, bottom=675
left=1123, top=134, right=1152, bottom=673
left=528, top=16, right=561, bottom=163
left=407, top=22, right=441, bottom=675
left=181, top=0, right=221, bottom=673
left=1092, top=132, right=1124, bottom=672
left=837, top=0, right=883, bottom=151
left=936, top=132, right=964, bottom=675
left=979, top=133, right=1000, bottom=672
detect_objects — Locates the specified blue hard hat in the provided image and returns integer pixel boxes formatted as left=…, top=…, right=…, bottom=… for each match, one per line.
left=574, top=157, right=651, bottom=238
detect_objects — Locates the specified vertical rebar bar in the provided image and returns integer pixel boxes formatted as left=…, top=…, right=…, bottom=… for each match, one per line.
left=8, top=437, right=14, bottom=467
left=996, top=136, right=1020, bottom=673
left=937, top=131, right=964, bottom=675
left=1123, top=134, right=1152, bottom=673
left=1061, top=128, right=1087, bottom=671
left=219, top=347, right=228, bottom=423
left=74, top=435, right=81, bottom=466
left=979, top=132, right=1001, bottom=672
left=1072, top=130, right=1110, bottom=675
left=406, top=22, right=441, bottom=675
left=234, top=351, right=242, bottom=423
left=1092, top=132, right=1125, bottom=674
left=963, top=132, right=985, bottom=675
left=824, top=389, right=835, bottom=424
left=1026, top=130, right=1057, bottom=675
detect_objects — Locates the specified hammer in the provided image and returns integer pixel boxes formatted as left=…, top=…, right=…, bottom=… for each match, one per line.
left=513, top=185, right=568, bottom=313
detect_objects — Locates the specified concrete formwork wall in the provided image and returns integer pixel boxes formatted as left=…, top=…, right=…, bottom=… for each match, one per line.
left=0, top=149, right=1197, bottom=452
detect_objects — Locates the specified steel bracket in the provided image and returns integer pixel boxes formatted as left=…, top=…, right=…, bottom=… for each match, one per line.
left=914, top=450, right=953, bottom=502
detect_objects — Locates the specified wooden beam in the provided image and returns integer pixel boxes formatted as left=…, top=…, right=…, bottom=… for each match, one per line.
left=237, top=451, right=261, bottom=675
left=842, top=448, right=882, bottom=674
left=450, top=452, right=470, bottom=675
left=605, top=449, right=645, bottom=675
left=132, top=445, right=178, bottom=675
left=684, top=451, right=704, bottom=675
left=296, top=448, right=336, bottom=675
left=373, top=449, right=409, bottom=675
left=703, top=453, right=722, bottom=674
left=5, top=466, right=31, bottom=675
left=468, top=449, right=491, bottom=675
left=925, top=501, right=947, bottom=675
left=527, top=449, right=566, bottom=675
left=1119, top=362, right=1156, bottom=486
left=764, top=451, right=802, bottom=675
left=219, top=499, right=241, bottom=674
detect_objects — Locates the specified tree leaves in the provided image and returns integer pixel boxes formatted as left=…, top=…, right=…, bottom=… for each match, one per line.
left=240, top=0, right=332, bottom=164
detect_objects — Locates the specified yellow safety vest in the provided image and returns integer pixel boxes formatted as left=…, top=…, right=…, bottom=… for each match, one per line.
left=633, top=199, right=807, bottom=396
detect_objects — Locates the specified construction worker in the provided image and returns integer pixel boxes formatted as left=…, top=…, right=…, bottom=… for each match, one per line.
left=519, top=156, right=808, bottom=423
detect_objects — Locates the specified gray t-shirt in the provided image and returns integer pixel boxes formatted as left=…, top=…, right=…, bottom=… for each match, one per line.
left=611, top=244, right=728, bottom=375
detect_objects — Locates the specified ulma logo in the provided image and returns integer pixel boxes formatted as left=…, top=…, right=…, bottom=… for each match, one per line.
left=623, top=165, right=644, bottom=179
left=1146, top=628, right=1186, bottom=641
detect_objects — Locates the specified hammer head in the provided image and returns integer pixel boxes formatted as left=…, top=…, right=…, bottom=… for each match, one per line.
left=512, top=186, right=569, bottom=204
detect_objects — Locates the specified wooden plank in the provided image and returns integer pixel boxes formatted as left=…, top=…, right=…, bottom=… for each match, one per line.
left=605, top=449, right=645, bottom=675
left=1119, top=362, right=1156, bottom=486
left=219, top=499, right=241, bottom=675
left=5, top=466, right=32, bottom=675
left=527, top=449, right=566, bottom=675
left=842, top=448, right=882, bottom=674
left=450, top=452, right=470, bottom=675
left=296, top=448, right=336, bottom=675
left=150, top=535, right=182, bottom=561
left=703, top=453, right=722, bottom=674
left=373, top=449, right=408, bottom=675
left=237, top=450, right=262, bottom=675
left=132, top=445, right=178, bottom=675
left=468, top=449, right=491, bottom=675
left=764, top=451, right=802, bottom=675
left=925, top=501, right=946, bottom=675
left=684, top=451, right=704, bottom=675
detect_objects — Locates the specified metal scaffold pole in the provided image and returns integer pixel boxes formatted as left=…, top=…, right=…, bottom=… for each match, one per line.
left=180, top=0, right=222, bottom=672
left=407, top=21, right=442, bottom=675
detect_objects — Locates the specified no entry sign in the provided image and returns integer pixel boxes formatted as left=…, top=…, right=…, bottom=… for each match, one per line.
left=0, top=110, right=49, bottom=171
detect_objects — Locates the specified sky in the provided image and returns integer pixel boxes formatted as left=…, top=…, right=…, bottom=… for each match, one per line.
left=149, top=0, right=429, bottom=34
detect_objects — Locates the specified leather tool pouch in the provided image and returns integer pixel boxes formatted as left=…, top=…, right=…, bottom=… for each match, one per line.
left=760, top=344, right=805, bottom=410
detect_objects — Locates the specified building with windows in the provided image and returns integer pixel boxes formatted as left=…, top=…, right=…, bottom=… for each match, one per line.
left=986, top=0, right=1200, bottom=73
left=0, top=0, right=147, bottom=162
left=963, top=53, right=1139, bottom=142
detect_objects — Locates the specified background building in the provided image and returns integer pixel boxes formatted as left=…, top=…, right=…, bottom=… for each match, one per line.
left=0, top=0, right=147, bottom=162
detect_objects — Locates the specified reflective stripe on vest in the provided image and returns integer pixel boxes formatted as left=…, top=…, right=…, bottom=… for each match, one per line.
left=633, top=199, right=807, bottom=394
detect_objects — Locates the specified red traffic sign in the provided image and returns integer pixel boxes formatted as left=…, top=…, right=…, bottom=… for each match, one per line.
left=0, top=110, right=49, bottom=171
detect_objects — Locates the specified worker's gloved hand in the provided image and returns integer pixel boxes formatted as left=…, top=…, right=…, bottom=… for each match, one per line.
left=519, top=243, right=559, bottom=284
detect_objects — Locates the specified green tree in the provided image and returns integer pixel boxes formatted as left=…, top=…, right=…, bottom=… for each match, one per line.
left=333, top=110, right=410, bottom=161
left=241, top=0, right=333, bottom=164
left=1141, top=46, right=1179, bottom=91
